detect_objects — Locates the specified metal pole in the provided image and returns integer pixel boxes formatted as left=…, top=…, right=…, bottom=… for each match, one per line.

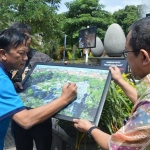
left=63, top=34, right=67, bottom=63
left=85, top=26, right=89, bottom=65
left=85, top=48, right=88, bottom=65
left=51, top=41, right=54, bottom=59
left=49, top=40, right=53, bottom=59
left=72, top=44, right=76, bottom=64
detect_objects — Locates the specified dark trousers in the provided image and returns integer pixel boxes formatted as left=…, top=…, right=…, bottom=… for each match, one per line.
left=11, top=118, right=52, bottom=150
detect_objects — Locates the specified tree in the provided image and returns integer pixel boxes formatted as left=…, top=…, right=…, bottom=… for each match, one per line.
left=61, top=0, right=114, bottom=46
left=0, top=0, right=63, bottom=54
left=112, top=5, right=140, bottom=35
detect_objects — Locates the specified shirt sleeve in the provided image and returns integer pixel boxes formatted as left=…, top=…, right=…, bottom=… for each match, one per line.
left=29, top=51, right=52, bottom=67
left=44, top=54, right=52, bottom=63
left=0, top=76, right=25, bottom=121
left=108, top=100, right=150, bottom=149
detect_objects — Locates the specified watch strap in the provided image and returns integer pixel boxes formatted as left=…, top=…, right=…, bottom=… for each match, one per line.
left=87, top=126, right=98, bottom=138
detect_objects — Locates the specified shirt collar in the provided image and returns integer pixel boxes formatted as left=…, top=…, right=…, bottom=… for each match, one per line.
left=0, top=62, right=12, bottom=79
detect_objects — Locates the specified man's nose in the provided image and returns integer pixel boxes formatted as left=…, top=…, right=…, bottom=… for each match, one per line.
left=23, top=54, right=28, bottom=61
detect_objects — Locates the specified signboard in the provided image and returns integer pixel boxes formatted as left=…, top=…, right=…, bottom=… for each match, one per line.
left=100, top=58, right=128, bottom=73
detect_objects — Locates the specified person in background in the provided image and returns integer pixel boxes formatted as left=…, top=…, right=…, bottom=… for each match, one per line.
left=0, top=28, right=77, bottom=150
left=73, top=17, right=150, bottom=149
left=10, top=22, right=52, bottom=82
left=9, top=22, right=57, bottom=150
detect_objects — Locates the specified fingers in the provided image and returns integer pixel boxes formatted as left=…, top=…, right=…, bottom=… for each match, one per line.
left=74, top=123, right=78, bottom=129
left=65, top=82, right=77, bottom=88
left=109, top=65, right=117, bottom=71
left=67, top=82, right=71, bottom=87
left=71, top=82, right=76, bottom=86
left=64, top=82, right=71, bottom=88
left=109, top=66, right=121, bottom=74
left=73, top=119, right=94, bottom=132
left=73, top=118, right=79, bottom=123
left=73, top=119, right=79, bottom=129
left=109, top=66, right=115, bottom=73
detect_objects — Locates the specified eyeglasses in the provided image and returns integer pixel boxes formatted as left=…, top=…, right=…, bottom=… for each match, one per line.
left=123, top=50, right=134, bottom=58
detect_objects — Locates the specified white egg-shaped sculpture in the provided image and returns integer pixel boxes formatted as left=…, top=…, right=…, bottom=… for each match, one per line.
left=104, top=23, right=126, bottom=57
left=91, top=37, right=104, bottom=57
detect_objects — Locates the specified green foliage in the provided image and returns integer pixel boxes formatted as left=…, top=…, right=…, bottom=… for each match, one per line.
left=61, top=0, right=114, bottom=46
left=67, top=51, right=73, bottom=60
left=0, top=0, right=143, bottom=61
left=112, top=5, right=140, bottom=35
left=27, top=89, right=34, bottom=95
left=99, top=74, right=135, bottom=134
left=0, top=0, right=64, bottom=55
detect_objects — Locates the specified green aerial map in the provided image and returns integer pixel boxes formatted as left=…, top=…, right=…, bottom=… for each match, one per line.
left=19, top=64, right=110, bottom=122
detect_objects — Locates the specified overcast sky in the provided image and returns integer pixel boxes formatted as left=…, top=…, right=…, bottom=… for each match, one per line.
left=57, top=0, right=143, bottom=14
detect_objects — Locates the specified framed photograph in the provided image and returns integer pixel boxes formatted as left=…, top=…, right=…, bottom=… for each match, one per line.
left=18, top=63, right=111, bottom=126
left=78, top=26, right=97, bottom=49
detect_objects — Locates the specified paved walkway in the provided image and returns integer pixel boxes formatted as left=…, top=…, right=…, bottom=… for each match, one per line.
left=4, top=118, right=75, bottom=150
left=5, top=146, right=37, bottom=150
left=5, top=147, right=16, bottom=150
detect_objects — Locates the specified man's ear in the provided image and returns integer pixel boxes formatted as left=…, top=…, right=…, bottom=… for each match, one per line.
left=0, top=49, right=7, bottom=60
left=141, top=49, right=150, bottom=65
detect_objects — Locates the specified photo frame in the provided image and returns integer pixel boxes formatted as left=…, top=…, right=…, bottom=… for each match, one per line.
left=78, top=26, right=97, bottom=49
left=18, top=63, right=111, bottom=126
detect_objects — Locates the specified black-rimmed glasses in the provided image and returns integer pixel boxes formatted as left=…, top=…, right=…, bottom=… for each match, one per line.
left=123, top=50, right=135, bottom=58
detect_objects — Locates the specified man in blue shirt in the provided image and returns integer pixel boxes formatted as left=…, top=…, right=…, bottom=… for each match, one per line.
left=0, top=64, right=25, bottom=148
left=10, top=22, right=53, bottom=150
left=0, top=29, right=77, bottom=150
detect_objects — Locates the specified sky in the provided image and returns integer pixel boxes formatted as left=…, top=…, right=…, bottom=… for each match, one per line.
left=57, top=0, right=143, bottom=14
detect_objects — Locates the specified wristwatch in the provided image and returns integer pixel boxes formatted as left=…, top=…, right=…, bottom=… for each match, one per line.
left=87, top=126, right=98, bottom=138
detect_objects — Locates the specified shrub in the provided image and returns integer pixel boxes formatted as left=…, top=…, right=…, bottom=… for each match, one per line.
left=99, top=73, right=135, bottom=134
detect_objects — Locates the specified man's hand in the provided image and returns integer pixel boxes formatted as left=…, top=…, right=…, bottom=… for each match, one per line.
left=109, top=66, right=123, bottom=84
left=14, top=82, right=23, bottom=90
left=73, top=119, right=93, bottom=133
left=61, top=82, right=77, bottom=104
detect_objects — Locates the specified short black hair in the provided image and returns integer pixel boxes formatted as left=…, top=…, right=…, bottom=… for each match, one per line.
left=129, top=17, right=150, bottom=56
left=0, top=28, right=29, bottom=53
left=9, top=22, right=31, bottom=34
